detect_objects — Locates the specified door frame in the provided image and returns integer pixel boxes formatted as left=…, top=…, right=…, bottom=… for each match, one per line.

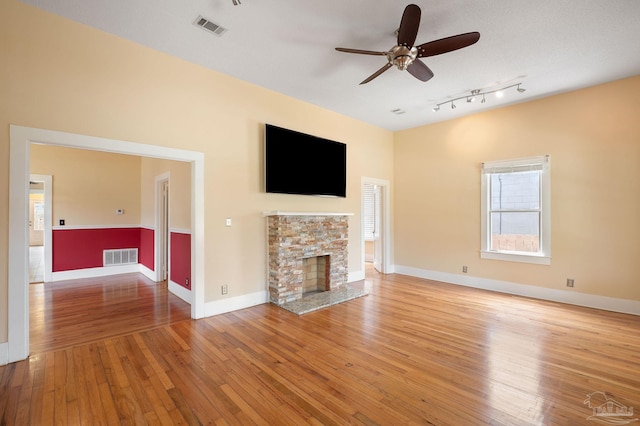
left=8, top=125, right=205, bottom=364
left=361, top=177, right=391, bottom=275
left=29, top=174, right=53, bottom=283
left=155, top=173, right=170, bottom=283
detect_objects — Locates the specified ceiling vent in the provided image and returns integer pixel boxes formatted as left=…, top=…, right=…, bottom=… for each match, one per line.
left=194, top=16, right=227, bottom=36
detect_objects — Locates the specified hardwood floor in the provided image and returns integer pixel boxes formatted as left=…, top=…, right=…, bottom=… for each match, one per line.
left=2, top=270, right=640, bottom=425
left=29, top=273, right=192, bottom=353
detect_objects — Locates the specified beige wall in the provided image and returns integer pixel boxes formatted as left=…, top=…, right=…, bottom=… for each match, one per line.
left=30, top=145, right=142, bottom=226
left=0, top=0, right=394, bottom=341
left=140, top=158, right=191, bottom=230
left=394, top=76, right=640, bottom=301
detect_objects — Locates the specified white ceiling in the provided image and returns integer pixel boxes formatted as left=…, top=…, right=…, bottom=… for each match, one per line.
left=19, top=0, right=640, bottom=131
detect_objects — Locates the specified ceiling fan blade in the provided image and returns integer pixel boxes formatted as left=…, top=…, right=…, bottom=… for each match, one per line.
left=360, top=63, right=393, bottom=85
left=397, top=4, right=421, bottom=47
left=406, top=59, right=434, bottom=82
left=416, top=32, right=480, bottom=58
left=335, top=47, right=388, bottom=56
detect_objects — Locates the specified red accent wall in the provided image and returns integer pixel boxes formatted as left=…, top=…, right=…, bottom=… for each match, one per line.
left=139, top=228, right=155, bottom=271
left=53, top=227, right=142, bottom=272
left=170, top=232, right=191, bottom=289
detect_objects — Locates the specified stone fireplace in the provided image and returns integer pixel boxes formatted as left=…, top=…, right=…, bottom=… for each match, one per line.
left=265, top=212, right=351, bottom=305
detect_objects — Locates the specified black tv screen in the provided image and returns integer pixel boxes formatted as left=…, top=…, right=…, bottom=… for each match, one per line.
left=265, top=124, right=346, bottom=197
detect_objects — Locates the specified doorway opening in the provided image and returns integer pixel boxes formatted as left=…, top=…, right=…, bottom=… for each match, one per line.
left=28, top=174, right=52, bottom=284
left=362, top=177, right=390, bottom=278
left=8, top=125, right=205, bottom=364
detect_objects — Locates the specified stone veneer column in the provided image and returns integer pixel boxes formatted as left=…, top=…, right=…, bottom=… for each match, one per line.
left=266, top=213, right=350, bottom=305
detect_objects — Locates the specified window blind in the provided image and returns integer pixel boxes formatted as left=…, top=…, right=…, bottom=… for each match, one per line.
left=363, top=183, right=375, bottom=241
left=482, top=155, right=548, bottom=174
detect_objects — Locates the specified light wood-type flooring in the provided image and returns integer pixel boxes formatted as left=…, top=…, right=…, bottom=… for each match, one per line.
left=1, top=268, right=639, bottom=425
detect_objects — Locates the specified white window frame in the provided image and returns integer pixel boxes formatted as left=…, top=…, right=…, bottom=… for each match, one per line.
left=480, top=155, right=551, bottom=265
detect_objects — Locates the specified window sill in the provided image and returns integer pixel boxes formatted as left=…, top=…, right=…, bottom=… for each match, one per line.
left=481, top=250, right=551, bottom=265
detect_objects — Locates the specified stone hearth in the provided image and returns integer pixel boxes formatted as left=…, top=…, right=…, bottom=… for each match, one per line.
left=265, top=212, right=351, bottom=306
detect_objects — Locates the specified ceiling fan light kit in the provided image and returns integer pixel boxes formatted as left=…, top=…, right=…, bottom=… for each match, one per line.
left=335, top=4, right=480, bottom=85
left=432, top=84, right=527, bottom=112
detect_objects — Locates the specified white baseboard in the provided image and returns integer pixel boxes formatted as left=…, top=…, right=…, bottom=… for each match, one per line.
left=169, top=280, right=192, bottom=304
left=0, top=342, right=8, bottom=366
left=348, top=270, right=365, bottom=282
left=51, top=264, right=141, bottom=281
left=394, top=265, right=640, bottom=316
left=204, top=290, right=268, bottom=317
left=139, top=264, right=156, bottom=281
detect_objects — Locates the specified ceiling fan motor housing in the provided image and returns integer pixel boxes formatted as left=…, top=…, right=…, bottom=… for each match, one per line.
left=387, top=45, right=418, bottom=70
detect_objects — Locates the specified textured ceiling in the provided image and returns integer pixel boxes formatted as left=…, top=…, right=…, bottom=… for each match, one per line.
left=18, top=0, right=640, bottom=131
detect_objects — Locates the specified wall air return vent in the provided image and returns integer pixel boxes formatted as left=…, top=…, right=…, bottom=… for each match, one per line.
left=194, top=16, right=227, bottom=36
left=103, top=248, right=138, bottom=266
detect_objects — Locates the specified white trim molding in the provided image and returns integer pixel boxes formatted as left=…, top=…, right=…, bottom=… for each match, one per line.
left=52, top=224, right=142, bottom=230
left=139, top=264, right=156, bottom=281
left=51, top=264, right=141, bottom=282
left=169, top=228, right=192, bottom=235
left=394, top=265, right=640, bottom=316
left=348, top=270, right=366, bottom=283
left=169, top=280, right=192, bottom=304
left=205, top=290, right=269, bottom=317
left=0, top=343, right=8, bottom=366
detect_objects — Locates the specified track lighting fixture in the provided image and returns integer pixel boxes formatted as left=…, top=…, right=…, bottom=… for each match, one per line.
left=432, top=83, right=526, bottom=112
left=232, top=0, right=241, bottom=5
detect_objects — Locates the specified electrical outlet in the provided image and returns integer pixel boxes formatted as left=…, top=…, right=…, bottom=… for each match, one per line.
left=566, top=278, right=574, bottom=288
left=462, top=265, right=468, bottom=273
left=185, top=278, right=189, bottom=286
left=221, top=284, right=228, bottom=295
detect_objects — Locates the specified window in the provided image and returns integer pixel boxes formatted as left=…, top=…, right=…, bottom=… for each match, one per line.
left=481, top=155, right=550, bottom=265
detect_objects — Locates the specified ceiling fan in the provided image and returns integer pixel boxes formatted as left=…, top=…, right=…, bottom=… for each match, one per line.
left=335, top=4, right=480, bottom=84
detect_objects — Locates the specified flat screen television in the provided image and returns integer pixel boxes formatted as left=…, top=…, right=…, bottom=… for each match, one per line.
left=265, top=124, right=347, bottom=197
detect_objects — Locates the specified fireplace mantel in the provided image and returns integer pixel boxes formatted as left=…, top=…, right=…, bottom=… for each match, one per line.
left=263, top=211, right=354, bottom=217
